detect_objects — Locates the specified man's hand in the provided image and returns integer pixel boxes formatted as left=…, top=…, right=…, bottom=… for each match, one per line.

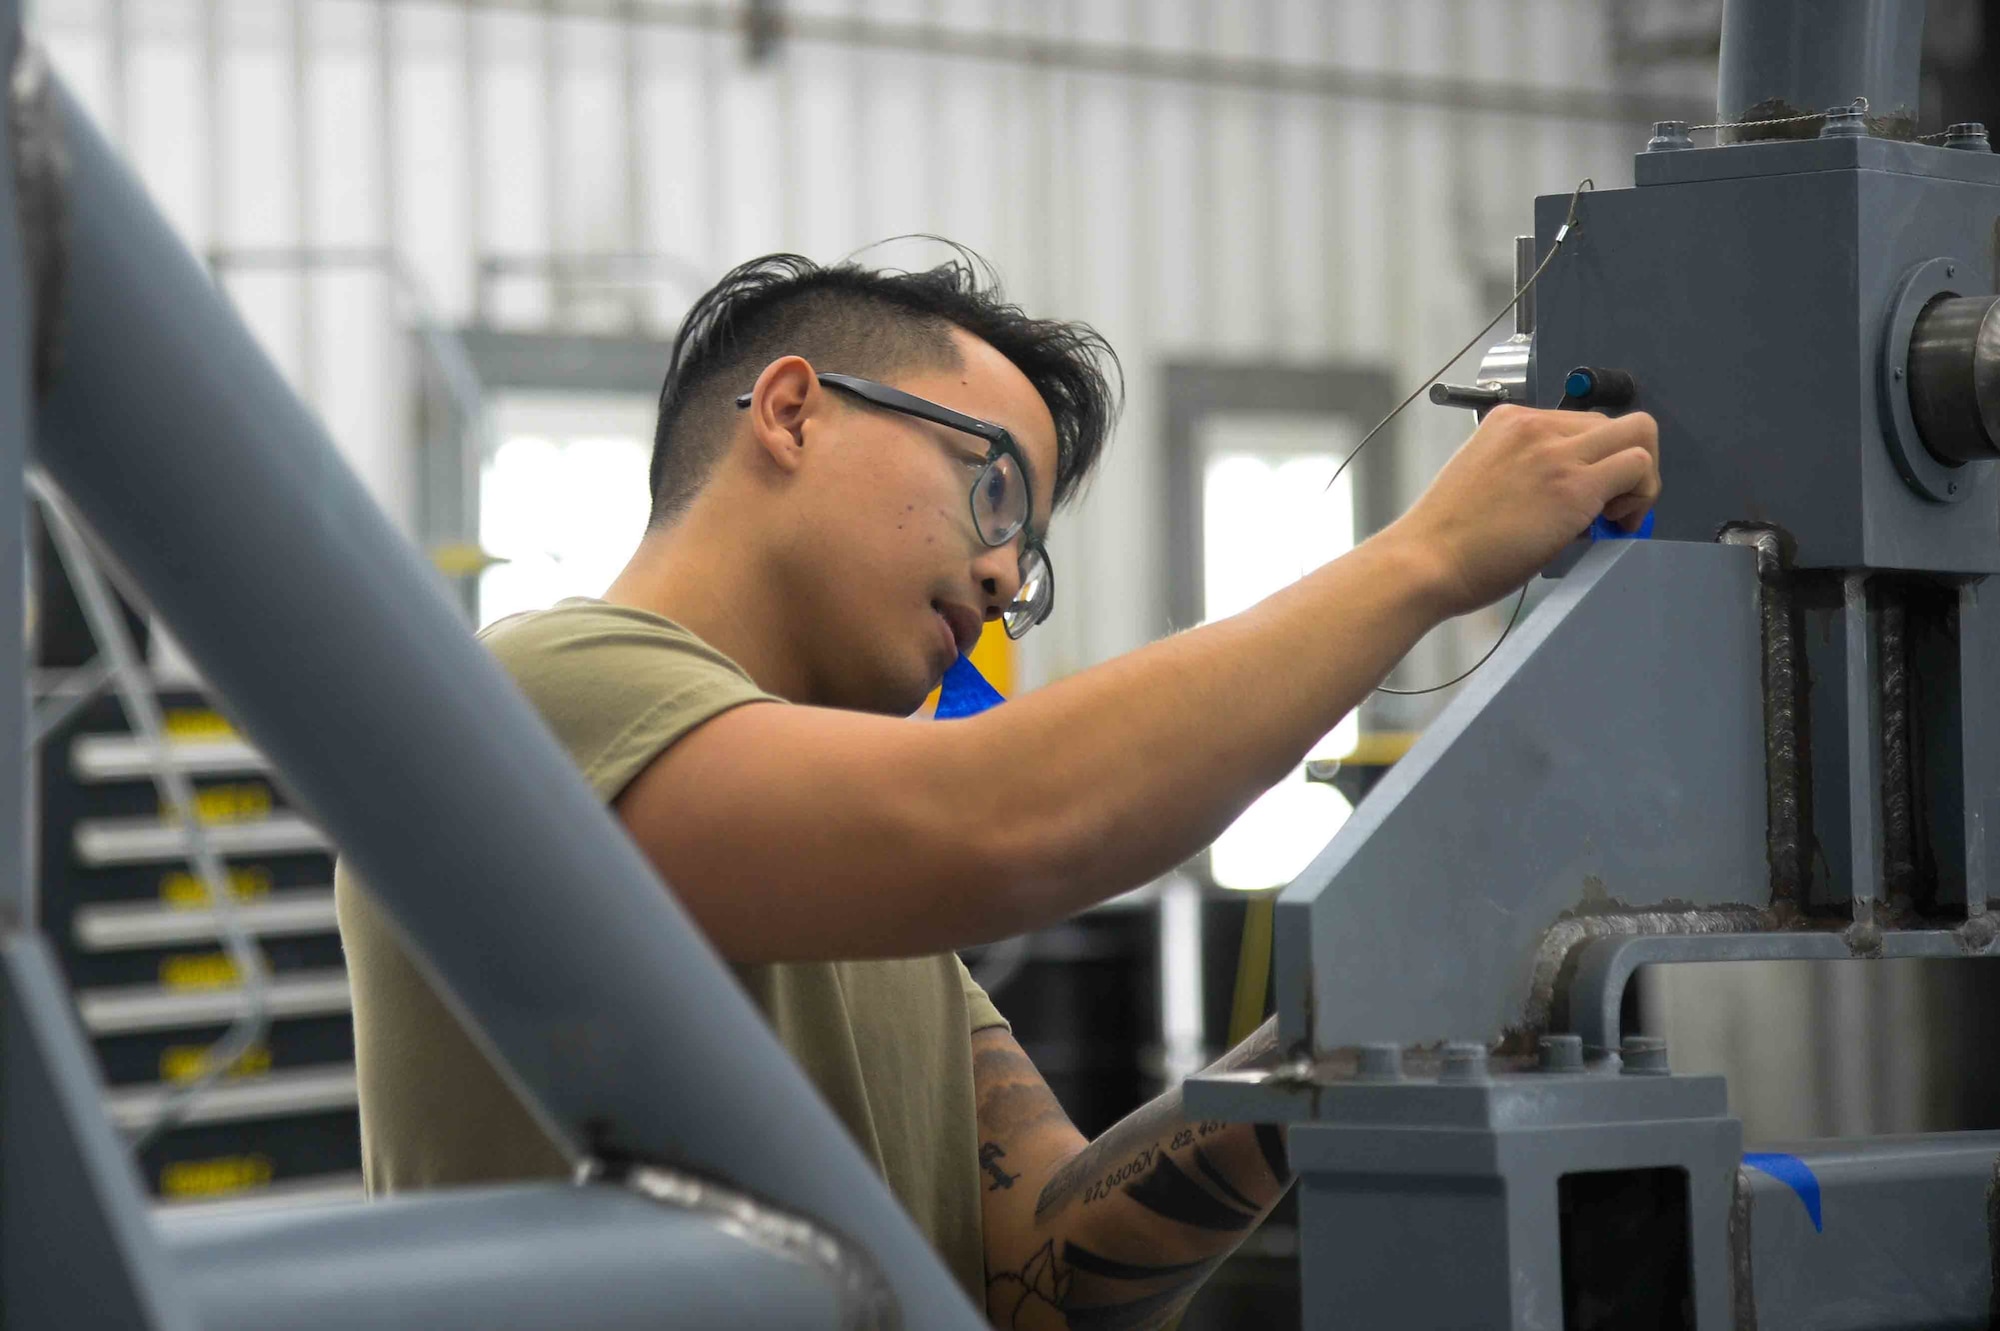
left=1385, top=406, right=1661, bottom=616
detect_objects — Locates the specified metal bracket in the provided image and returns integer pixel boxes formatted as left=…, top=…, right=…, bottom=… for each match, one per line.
left=1567, top=924, right=2000, bottom=1054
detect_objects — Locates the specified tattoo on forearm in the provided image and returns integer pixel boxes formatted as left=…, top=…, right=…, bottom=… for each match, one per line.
left=1254, top=1122, right=1291, bottom=1183
left=987, top=1238, right=1224, bottom=1331
left=1191, top=1145, right=1258, bottom=1213
left=1122, top=1153, right=1256, bottom=1231
left=980, top=1141, right=1020, bottom=1192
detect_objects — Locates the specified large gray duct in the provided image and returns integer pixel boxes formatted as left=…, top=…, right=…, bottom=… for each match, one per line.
left=1716, top=0, right=1925, bottom=141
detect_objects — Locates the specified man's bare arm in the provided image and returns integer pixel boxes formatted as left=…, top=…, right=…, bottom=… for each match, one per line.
left=973, top=1021, right=1290, bottom=1330
left=615, top=407, right=1660, bottom=963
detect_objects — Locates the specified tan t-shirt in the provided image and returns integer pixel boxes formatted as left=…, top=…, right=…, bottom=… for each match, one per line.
left=334, top=598, right=1009, bottom=1300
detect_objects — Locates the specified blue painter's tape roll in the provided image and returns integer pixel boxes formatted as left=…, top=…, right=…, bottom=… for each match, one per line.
left=935, top=654, right=1006, bottom=719
left=1743, top=1152, right=1822, bottom=1233
left=1590, top=510, right=1655, bottom=542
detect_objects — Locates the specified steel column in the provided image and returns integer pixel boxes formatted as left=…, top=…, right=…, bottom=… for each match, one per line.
left=30, top=75, right=978, bottom=1329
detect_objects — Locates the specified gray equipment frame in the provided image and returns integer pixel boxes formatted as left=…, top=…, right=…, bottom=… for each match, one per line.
left=0, top=5, right=987, bottom=1326
left=1187, top=3, right=2000, bottom=1326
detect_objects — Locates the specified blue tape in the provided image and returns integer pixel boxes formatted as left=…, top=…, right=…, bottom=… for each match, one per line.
left=934, top=654, right=1006, bottom=719
left=1589, top=510, right=1655, bottom=542
left=1742, top=1152, right=1822, bottom=1233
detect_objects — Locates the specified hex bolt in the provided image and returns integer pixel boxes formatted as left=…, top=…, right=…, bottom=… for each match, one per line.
left=1645, top=120, right=1693, bottom=153
left=1621, top=1035, right=1670, bottom=1076
left=1356, top=1043, right=1404, bottom=1080
left=1440, top=1041, right=1490, bottom=1083
left=1944, top=122, right=1992, bottom=153
left=1538, top=1033, right=1584, bottom=1073
left=1820, top=104, right=1869, bottom=138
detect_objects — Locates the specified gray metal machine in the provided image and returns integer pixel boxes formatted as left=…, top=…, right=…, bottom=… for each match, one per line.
left=1188, top=0, right=2000, bottom=1326
left=2, top=0, right=1996, bottom=1327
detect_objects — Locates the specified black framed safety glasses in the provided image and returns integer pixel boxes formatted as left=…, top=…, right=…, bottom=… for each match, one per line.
left=736, top=372, right=1054, bottom=638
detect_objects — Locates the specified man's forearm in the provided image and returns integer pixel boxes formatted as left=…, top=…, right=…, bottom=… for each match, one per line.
left=960, top=529, right=1450, bottom=922
left=980, top=1022, right=1292, bottom=1330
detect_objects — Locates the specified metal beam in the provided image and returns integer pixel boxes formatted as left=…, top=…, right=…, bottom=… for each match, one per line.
left=31, top=73, right=980, bottom=1329
left=399, top=0, right=1709, bottom=125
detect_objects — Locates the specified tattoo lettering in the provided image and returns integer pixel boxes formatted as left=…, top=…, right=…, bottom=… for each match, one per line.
left=1082, top=1145, right=1158, bottom=1205
left=1169, top=1128, right=1194, bottom=1151
left=980, top=1141, right=1020, bottom=1192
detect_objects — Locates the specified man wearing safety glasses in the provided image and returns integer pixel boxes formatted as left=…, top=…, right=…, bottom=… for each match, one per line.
left=338, top=250, right=1659, bottom=1327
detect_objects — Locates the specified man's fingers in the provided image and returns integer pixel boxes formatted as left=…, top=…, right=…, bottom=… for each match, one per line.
left=1570, top=412, right=1658, bottom=465
left=1588, top=446, right=1661, bottom=524
left=1489, top=403, right=1606, bottom=438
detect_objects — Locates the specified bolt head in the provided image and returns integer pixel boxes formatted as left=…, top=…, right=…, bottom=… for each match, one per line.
left=1538, top=1033, right=1585, bottom=1073
left=1894, top=367, right=1904, bottom=380
left=1439, top=1041, right=1490, bottom=1083
left=1356, top=1043, right=1404, bottom=1081
left=1620, top=1034, right=1670, bottom=1076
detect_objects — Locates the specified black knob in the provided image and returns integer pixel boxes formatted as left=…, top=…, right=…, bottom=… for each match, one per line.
left=1562, top=367, right=1638, bottom=410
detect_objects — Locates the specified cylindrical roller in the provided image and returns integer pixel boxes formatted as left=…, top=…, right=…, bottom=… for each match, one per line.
left=1908, top=294, right=2000, bottom=465
left=1716, top=0, right=1923, bottom=142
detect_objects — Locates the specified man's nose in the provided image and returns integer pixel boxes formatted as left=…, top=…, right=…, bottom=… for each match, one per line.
left=972, top=545, right=1022, bottom=620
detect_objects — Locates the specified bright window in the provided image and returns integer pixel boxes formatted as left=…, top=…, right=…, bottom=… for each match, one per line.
left=477, top=394, right=656, bottom=629
left=1200, top=415, right=1358, bottom=892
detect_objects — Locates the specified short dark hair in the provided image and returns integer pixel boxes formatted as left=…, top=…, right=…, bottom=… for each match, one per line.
left=648, top=246, right=1121, bottom=524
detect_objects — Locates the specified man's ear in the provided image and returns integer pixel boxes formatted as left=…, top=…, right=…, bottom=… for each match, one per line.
left=743, top=355, right=820, bottom=476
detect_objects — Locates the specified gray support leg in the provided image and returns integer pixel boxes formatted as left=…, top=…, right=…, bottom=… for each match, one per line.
left=1960, top=579, right=2000, bottom=916
left=1843, top=574, right=1884, bottom=914
left=29, top=76, right=979, bottom=1330
left=0, top=937, right=195, bottom=1330
left=0, top=14, right=33, bottom=933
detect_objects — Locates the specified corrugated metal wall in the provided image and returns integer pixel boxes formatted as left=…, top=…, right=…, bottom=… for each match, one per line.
left=31, top=0, right=1703, bottom=692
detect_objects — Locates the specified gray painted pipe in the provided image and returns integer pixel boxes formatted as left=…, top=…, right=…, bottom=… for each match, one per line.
left=1716, top=0, right=1924, bottom=140
left=31, top=79, right=981, bottom=1329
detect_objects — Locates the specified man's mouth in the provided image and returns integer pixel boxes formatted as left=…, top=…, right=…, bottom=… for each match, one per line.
left=932, top=600, right=982, bottom=657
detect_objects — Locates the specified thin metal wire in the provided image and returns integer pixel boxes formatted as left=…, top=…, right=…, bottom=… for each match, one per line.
left=1378, top=583, right=1529, bottom=697
left=1683, top=94, right=1956, bottom=140
left=1313, top=177, right=1592, bottom=698
left=30, top=473, right=275, bottom=1152
left=1685, top=95, right=1869, bottom=134
left=1321, top=176, right=1592, bottom=504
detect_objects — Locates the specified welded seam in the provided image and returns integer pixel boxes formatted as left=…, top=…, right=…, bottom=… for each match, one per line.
left=1730, top=1165, right=1757, bottom=1330
left=1879, top=593, right=1916, bottom=906
left=1525, top=904, right=1774, bottom=1035
left=586, top=1158, right=900, bottom=1331
left=1720, top=527, right=1808, bottom=909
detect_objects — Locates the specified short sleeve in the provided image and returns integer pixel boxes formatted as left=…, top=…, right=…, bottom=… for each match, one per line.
left=479, top=600, right=782, bottom=803
left=955, top=954, right=1011, bottom=1033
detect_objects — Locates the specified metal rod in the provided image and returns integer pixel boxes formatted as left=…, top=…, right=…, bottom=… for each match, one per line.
left=31, top=475, right=274, bottom=1150
left=290, top=0, right=317, bottom=402
left=1844, top=572, right=1884, bottom=906
left=414, top=0, right=1704, bottom=125
left=32, top=74, right=980, bottom=1328
left=0, top=23, right=28, bottom=935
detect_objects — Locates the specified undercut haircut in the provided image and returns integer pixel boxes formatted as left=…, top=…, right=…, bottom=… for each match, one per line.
left=648, top=246, right=1122, bottom=525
